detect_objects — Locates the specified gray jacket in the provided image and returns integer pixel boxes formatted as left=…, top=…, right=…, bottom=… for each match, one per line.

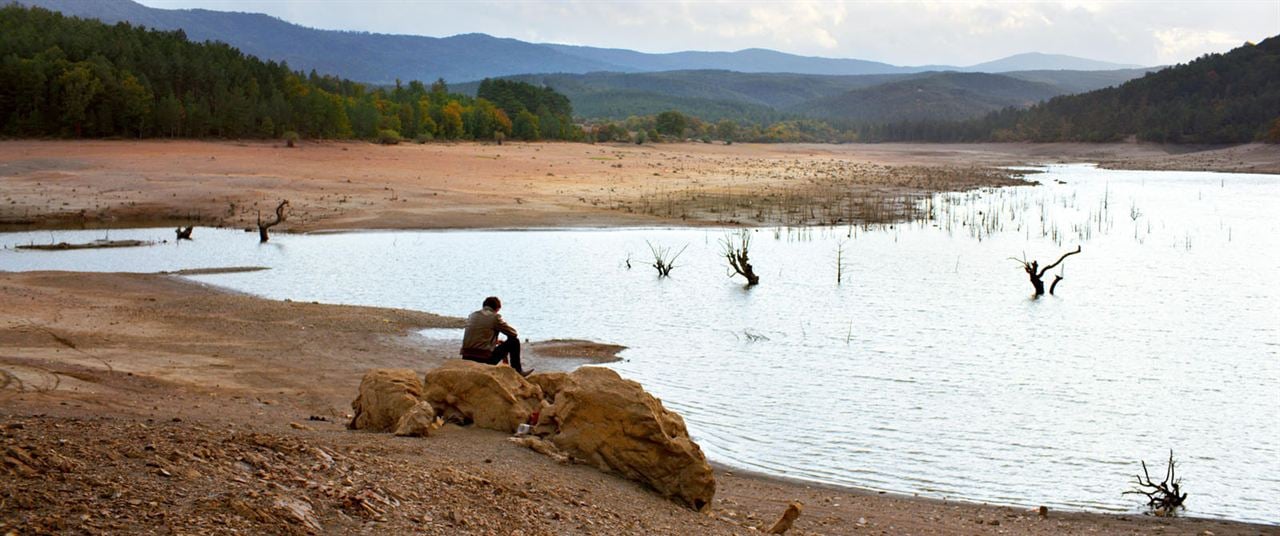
left=460, top=307, right=517, bottom=358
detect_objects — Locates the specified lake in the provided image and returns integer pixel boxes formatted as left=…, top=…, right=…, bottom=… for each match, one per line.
left=2, top=164, right=1277, bottom=523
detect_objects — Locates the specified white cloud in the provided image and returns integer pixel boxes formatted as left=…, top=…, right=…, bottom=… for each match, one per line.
left=1153, top=28, right=1248, bottom=63
left=134, top=0, right=1279, bottom=66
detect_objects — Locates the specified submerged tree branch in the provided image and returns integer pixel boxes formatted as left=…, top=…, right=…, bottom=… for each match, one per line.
left=257, top=200, right=289, bottom=243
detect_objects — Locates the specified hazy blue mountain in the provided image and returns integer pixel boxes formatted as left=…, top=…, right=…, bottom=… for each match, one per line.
left=542, top=44, right=920, bottom=75
left=15, top=0, right=626, bottom=83
left=22, top=0, right=1148, bottom=84
left=962, top=52, right=1143, bottom=72
left=787, top=72, right=1066, bottom=123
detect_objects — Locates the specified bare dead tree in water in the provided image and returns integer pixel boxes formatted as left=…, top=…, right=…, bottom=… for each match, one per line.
left=257, top=200, right=289, bottom=243
left=174, top=226, right=193, bottom=240
left=835, top=240, right=850, bottom=285
left=1011, top=245, right=1081, bottom=296
left=646, top=240, right=687, bottom=277
left=721, top=230, right=760, bottom=286
left=1124, top=451, right=1188, bottom=516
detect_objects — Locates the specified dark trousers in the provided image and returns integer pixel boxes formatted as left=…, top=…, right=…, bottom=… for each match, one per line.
left=465, top=338, right=523, bottom=373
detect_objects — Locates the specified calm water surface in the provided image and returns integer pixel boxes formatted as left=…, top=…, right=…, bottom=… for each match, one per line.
left=2, top=165, right=1277, bottom=523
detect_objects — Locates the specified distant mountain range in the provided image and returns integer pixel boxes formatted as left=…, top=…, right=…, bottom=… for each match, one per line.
left=20, top=0, right=1146, bottom=84
left=866, top=36, right=1280, bottom=144
left=455, top=69, right=1153, bottom=123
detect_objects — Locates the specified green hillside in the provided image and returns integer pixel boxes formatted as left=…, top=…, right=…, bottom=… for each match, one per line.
left=866, top=37, right=1280, bottom=143
left=457, top=69, right=1146, bottom=124
left=0, top=4, right=578, bottom=141
left=789, top=72, right=1063, bottom=123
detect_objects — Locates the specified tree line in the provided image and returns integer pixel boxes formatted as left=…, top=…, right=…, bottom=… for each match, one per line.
left=0, top=5, right=580, bottom=142
left=584, top=111, right=856, bottom=144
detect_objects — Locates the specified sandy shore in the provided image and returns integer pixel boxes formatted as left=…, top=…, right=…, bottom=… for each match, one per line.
left=2, top=140, right=1275, bottom=232
left=3, top=141, right=1277, bottom=533
left=1, top=271, right=1273, bottom=535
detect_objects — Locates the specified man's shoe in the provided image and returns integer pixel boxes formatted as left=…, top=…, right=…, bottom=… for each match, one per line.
left=519, top=368, right=535, bottom=377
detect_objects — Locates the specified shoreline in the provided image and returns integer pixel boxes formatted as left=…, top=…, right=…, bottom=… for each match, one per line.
left=3, top=139, right=1278, bottom=533
left=2, top=140, right=1276, bottom=234
left=1, top=271, right=1274, bottom=534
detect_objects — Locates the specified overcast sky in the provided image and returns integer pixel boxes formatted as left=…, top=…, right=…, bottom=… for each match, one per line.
left=134, top=1, right=1279, bottom=67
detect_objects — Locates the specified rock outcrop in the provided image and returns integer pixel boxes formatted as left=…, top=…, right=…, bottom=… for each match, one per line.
left=349, top=368, right=423, bottom=433
left=393, top=401, right=441, bottom=437
left=349, top=362, right=715, bottom=511
left=540, top=367, right=715, bottom=511
left=526, top=371, right=568, bottom=402
left=421, top=360, right=544, bottom=433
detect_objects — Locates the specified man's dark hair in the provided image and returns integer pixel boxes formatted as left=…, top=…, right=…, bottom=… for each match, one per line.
left=483, top=296, right=501, bottom=310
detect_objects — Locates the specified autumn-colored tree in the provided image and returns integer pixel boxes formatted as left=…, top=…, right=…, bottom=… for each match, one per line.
left=440, top=100, right=464, bottom=139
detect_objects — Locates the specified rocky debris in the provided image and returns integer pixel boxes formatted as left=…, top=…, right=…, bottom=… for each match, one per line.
left=392, top=401, right=441, bottom=437
left=509, top=436, right=569, bottom=464
left=767, top=501, right=803, bottom=534
left=540, top=366, right=716, bottom=511
left=349, top=368, right=422, bottom=432
left=1, top=414, right=746, bottom=535
left=274, top=496, right=323, bottom=532
left=422, top=360, right=544, bottom=433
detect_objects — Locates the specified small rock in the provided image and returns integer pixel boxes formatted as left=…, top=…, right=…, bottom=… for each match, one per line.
left=766, top=501, right=802, bottom=534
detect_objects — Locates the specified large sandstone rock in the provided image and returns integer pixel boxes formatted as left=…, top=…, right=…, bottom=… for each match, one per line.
left=422, top=360, right=544, bottom=433
left=526, top=371, right=568, bottom=402
left=349, top=368, right=423, bottom=432
left=541, top=366, right=715, bottom=511
left=393, top=401, right=440, bottom=437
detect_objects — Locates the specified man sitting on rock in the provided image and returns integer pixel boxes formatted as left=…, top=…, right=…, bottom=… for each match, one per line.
left=460, top=296, right=531, bottom=376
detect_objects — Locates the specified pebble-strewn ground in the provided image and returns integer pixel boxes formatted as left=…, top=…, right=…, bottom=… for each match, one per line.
left=2, top=271, right=1275, bottom=535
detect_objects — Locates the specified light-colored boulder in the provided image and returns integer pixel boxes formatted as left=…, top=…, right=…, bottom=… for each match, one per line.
left=393, top=401, right=440, bottom=437
left=542, top=366, right=715, bottom=511
left=526, top=371, right=569, bottom=401
left=422, top=360, right=543, bottom=433
left=349, top=368, right=423, bottom=432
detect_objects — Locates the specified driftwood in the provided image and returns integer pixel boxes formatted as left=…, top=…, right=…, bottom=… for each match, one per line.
left=257, top=200, right=289, bottom=243
left=1012, top=246, right=1081, bottom=296
left=175, top=226, right=193, bottom=240
left=17, top=239, right=150, bottom=251
left=721, top=230, right=760, bottom=286
left=1124, top=451, right=1188, bottom=516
